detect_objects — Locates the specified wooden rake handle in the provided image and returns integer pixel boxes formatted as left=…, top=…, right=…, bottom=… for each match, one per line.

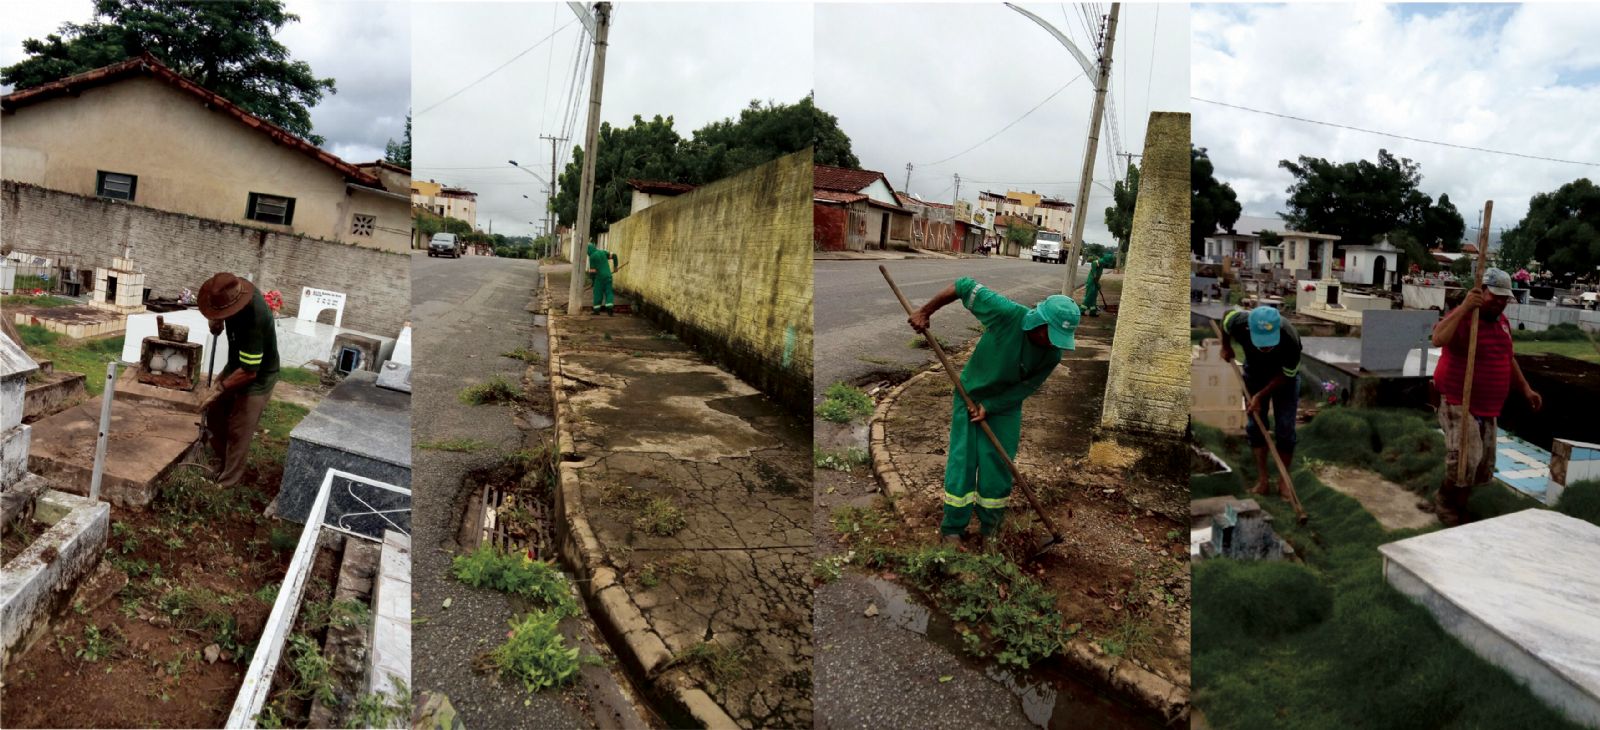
left=1209, top=320, right=1308, bottom=522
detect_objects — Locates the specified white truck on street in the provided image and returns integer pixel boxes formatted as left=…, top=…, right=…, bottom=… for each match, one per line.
left=1031, top=231, right=1065, bottom=264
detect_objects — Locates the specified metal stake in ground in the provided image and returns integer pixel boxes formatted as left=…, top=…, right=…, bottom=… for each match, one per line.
left=879, top=265, right=1066, bottom=557
left=1209, top=320, right=1309, bottom=524
left=1457, top=201, right=1493, bottom=484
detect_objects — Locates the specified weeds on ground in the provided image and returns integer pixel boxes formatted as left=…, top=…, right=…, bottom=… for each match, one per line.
left=302, top=597, right=372, bottom=633
left=679, top=640, right=750, bottom=685
left=285, top=633, right=337, bottom=705
left=76, top=623, right=116, bottom=662
left=14, top=326, right=124, bottom=395
left=502, top=347, right=542, bottom=363
left=346, top=677, right=412, bottom=729
left=907, top=334, right=952, bottom=350
left=633, top=496, right=687, bottom=536
left=814, top=447, right=869, bottom=473
left=1100, top=616, right=1157, bottom=658
left=817, top=382, right=873, bottom=424
left=276, top=367, right=322, bottom=387
left=491, top=611, right=584, bottom=692
left=451, top=546, right=578, bottom=618
left=416, top=438, right=492, bottom=453
left=635, top=555, right=693, bottom=589
left=460, top=375, right=523, bottom=405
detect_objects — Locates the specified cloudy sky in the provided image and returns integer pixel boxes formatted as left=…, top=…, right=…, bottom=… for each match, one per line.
left=817, top=3, right=1190, bottom=245
left=0, top=0, right=410, bottom=163
left=1194, top=3, right=1600, bottom=243
left=411, top=2, right=813, bottom=237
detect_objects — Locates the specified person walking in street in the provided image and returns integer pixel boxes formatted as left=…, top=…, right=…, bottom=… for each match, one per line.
left=198, top=272, right=279, bottom=488
left=1430, top=268, right=1543, bottom=526
left=1081, top=252, right=1115, bottom=316
left=587, top=242, right=619, bottom=315
left=908, top=277, right=1078, bottom=546
left=1218, top=305, right=1301, bottom=500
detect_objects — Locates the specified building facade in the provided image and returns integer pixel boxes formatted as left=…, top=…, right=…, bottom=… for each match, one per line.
left=0, top=56, right=412, bottom=254
left=813, top=165, right=912, bottom=252
left=410, top=179, right=478, bottom=229
left=977, top=190, right=1074, bottom=235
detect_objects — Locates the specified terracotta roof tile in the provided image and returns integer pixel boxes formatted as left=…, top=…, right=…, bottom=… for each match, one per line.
left=627, top=179, right=696, bottom=195
left=814, top=164, right=888, bottom=193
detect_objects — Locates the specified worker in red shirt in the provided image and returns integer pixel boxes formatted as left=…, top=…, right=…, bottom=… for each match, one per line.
left=1430, top=267, right=1543, bottom=526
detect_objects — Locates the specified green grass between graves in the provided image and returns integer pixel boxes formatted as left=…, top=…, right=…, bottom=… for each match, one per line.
left=15, top=324, right=124, bottom=395
left=1191, top=411, right=1588, bottom=729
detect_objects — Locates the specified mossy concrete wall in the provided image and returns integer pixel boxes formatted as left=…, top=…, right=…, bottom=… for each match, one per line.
left=607, top=150, right=813, bottom=414
left=1101, top=112, right=1191, bottom=437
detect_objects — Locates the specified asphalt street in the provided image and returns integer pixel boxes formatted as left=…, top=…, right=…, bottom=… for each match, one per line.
left=813, top=256, right=1088, bottom=394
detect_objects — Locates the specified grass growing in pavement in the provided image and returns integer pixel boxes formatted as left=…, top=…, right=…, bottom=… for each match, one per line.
left=14, top=324, right=124, bottom=395
left=1191, top=419, right=1584, bottom=729
left=817, top=382, right=873, bottom=423
left=814, top=447, right=869, bottom=473
left=460, top=375, right=523, bottom=405
left=417, top=438, right=492, bottom=453
left=907, top=334, right=952, bottom=350
left=502, top=346, right=542, bottom=363
left=679, top=640, right=751, bottom=684
left=450, top=546, right=578, bottom=618
left=492, top=611, right=584, bottom=693
left=633, top=496, right=687, bottom=537
left=450, top=546, right=592, bottom=693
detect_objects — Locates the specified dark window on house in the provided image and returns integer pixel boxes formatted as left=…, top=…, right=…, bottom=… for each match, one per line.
left=351, top=214, right=376, bottom=236
left=96, top=171, right=137, bottom=201
left=246, top=193, right=296, bottom=225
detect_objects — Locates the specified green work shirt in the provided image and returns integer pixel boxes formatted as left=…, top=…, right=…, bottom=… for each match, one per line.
left=955, top=277, right=1062, bottom=415
left=220, top=287, right=280, bottom=395
left=587, top=245, right=614, bottom=278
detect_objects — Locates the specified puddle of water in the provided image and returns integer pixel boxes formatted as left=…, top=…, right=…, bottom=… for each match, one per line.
left=862, top=578, right=1166, bottom=730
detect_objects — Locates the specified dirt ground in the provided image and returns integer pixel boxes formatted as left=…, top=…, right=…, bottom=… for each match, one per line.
left=877, top=310, right=1192, bottom=688
left=1, top=407, right=300, bottom=728
left=1313, top=464, right=1439, bottom=531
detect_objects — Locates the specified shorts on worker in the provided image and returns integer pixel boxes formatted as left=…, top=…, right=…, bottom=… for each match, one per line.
left=1243, top=368, right=1298, bottom=450
left=940, top=395, right=1023, bottom=538
left=1438, top=401, right=1496, bottom=488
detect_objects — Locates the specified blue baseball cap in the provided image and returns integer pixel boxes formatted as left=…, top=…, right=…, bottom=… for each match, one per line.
left=1247, top=306, right=1282, bottom=348
left=1023, top=295, right=1079, bottom=350
left=1482, top=267, right=1513, bottom=297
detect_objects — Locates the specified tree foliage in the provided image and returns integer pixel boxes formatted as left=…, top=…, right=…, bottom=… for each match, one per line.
left=385, top=112, right=411, bottom=169
left=1278, top=149, right=1465, bottom=265
left=1, top=0, right=336, bottom=145
left=1004, top=219, right=1038, bottom=250
left=1192, top=147, right=1242, bottom=258
left=1497, top=178, right=1600, bottom=279
left=553, top=96, right=858, bottom=237
left=1104, top=162, right=1140, bottom=255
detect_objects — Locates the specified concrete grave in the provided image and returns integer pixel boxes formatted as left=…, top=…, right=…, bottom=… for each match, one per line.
left=1359, top=309, right=1439, bottom=372
left=277, top=371, right=411, bottom=530
left=1380, top=510, right=1600, bottom=726
left=276, top=318, right=395, bottom=371
left=26, top=397, right=199, bottom=508
left=1549, top=439, right=1600, bottom=506
left=1191, top=339, right=1245, bottom=432
left=368, top=529, right=411, bottom=711
left=298, top=287, right=347, bottom=328
left=119, top=309, right=229, bottom=377
left=1190, top=496, right=1290, bottom=561
left=330, top=332, right=384, bottom=375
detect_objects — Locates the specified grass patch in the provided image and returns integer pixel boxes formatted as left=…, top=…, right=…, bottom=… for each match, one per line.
left=14, top=325, right=124, bottom=395
left=1513, top=339, right=1600, bottom=363
left=1191, top=418, right=1583, bottom=729
left=907, top=334, right=952, bottom=350
left=814, top=447, right=869, bottom=473
left=347, top=677, right=412, bottom=729
left=502, top=347, right=542, bottom=363
left=633, top=496, right=686, bottom=537
left=1556, top=480, right=1600, bottom=527
left=1296, top=408, right=1445, bottom=496
left=1510, top=322, right=1590, bottom=341
left=817, top=382, right=873, bottom=424
left=460, top=375, right=523, bottom=405
left=679, top=640, right=750, bottom=684
left=2, top=294, right=77, bottom=308
left=417, top=438, right=492, bottom=453
left=451, top=545, right=578, bottom=618
left=276, top=367, right=322, bottom=387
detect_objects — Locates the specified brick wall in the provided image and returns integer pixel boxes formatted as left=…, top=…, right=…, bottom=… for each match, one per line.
left=607, top=151, right=813, bottom=414
left=2, top=181, right=409, bottom=335
left=1100, top=112, right=1192, bottom=437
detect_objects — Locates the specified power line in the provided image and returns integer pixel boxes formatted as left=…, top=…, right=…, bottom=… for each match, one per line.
left=1193, top=97, right=1600, bottom=167
left=920, top=72, right=1086, bottom=167
left=417, top=18, right=578, bottom=116
left=1145, top=3, right=1159, bottom=131
left=539, top=3, right=557, bottom=136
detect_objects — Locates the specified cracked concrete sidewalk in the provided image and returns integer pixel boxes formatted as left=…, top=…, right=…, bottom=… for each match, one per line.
left=869, top=312, right=1193, bottom=720
left=548, top=274, right=812, bottom=729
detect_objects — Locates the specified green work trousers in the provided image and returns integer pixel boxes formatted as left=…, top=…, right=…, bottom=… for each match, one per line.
left=591, top=275, right=614, bottom=312
left=1081, top=280, right=1101, bottom=315
left=941, top=395, right=1023, bottom=536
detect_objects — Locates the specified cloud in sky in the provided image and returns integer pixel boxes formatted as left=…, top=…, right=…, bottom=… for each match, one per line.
left=1193, top=3, right=1600, bottom=240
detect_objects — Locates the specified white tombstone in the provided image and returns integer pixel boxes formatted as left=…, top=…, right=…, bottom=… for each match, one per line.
left=298, top=287, right=347, bottom=328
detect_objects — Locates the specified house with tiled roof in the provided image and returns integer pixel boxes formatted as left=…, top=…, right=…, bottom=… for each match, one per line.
left=813, top=164, right=911, bottom=252
left=1, top=54, right=412, bottom=253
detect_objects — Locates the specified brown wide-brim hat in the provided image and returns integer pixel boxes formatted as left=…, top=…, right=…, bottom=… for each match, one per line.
left=198, top=273, right=254, bottom=320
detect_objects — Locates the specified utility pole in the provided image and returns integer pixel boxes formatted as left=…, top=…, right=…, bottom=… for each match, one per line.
left=951, top=173, right=961, bottom=252
left=568, top=2, right=611, bottom=315
left=904, top=163, right=913, bottom=192
left=1062, top=3, right=1119, bottom=295
left=541, top=133, right=567, bottom=257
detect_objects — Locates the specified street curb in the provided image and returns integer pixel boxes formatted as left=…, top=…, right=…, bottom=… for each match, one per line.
left=864, top=358, right=1191, bottom=725
left=543, top=283, right=742, bottom=730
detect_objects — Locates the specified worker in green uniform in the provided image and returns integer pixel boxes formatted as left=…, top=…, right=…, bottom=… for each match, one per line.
left=908, top=277, right=1079, bottom=544
left=197, top=272, right=280, bottom=488
left=586, top=243, right=618, bottom=315
left=1081, top=252, right=1115, bottom=316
